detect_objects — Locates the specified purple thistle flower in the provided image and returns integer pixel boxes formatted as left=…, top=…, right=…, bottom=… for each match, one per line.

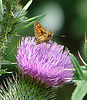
left=16, top=37, right=74, bottom=87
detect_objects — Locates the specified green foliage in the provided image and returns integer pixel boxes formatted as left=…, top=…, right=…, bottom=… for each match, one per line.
left=0, top=0, right=21, bottom=61
left=0, top=68, right=12, bottom=76
left=0, top=0, right=34, bottom=58
left=0, top=0, right=48, bottom=76
left=22, top=0, right=33, bottom=12
left=69, top=53, right=84, bottom=80
left=0, top=74, right=55, bottom=100
left=70, top=34, right=87, bottom=100
left=0, top=60, right=17, bottom=65
left=71, top=80, right=87, bottom=100
left=14, top=13, right=47, bottom=33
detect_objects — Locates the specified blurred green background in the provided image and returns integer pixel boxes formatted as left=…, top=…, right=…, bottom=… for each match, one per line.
left=1, top=0, right=87, bottom=100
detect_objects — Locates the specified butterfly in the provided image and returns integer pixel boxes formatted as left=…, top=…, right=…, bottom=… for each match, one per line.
left=34, top=22, right=53, bottom=44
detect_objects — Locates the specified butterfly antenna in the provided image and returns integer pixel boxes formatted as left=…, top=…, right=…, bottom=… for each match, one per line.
left=52, top=29, right=57, bottom=37
left=46, top=27, right=49, bottom=31
left=53, top=29, right=66, bottom=37
left=46, top=10, right=51, bottom=15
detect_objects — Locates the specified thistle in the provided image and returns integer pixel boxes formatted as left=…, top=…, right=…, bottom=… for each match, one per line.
left=0, top=36, right=74, bottom=99
left=16, top=36, right=74, bottom=87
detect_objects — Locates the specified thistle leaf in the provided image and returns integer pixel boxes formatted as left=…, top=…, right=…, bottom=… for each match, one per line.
left=71, top=80, right=87, bottom=100
left=14, top=13, right=47, bottom=33
left=0, top=60, right=17, bottom=65
left=0, top=69, right=12, bottom=76
left=14, top=12, right=27, bottom=24
left=22, top=0, right=33, bottom=12
left=21, top=13, right=48, bottom=24
left=69, top=53, right=84, bottom=80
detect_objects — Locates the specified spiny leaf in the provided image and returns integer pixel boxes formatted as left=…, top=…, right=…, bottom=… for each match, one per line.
left=0, top=60, right=17, bottom=65
left=0, top=69, right=12, bottom=76
left=14, top=13, right=47, bottom=33
left=20, top=13, right=48, bottom=24
left=14, top=12, right=27, bottom=23
left=69, top=53, right=84, bottom=80
left=22, top=0, right=33, bottom=12
left=71, top=80, right=87, bottom=100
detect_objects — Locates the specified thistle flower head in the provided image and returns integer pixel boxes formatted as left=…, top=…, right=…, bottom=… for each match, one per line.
left=16, top=37, right=74, bottom=87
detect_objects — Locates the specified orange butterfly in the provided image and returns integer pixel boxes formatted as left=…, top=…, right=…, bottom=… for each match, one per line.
left=34, top=22, right=53, bottom=44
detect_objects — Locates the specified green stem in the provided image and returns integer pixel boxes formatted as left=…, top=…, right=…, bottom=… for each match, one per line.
left=78, top=51, right=87, bottom=66
left=2, top=27, right=7, bottom=48
left=0, top=0, right=3, bottom=31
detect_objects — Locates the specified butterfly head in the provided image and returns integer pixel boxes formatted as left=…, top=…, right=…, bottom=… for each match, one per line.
left=45, top=30, right=53, bottom=42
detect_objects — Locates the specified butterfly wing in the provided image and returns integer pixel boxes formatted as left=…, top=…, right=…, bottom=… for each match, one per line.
left=34, top=22, right=47, bottom=40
